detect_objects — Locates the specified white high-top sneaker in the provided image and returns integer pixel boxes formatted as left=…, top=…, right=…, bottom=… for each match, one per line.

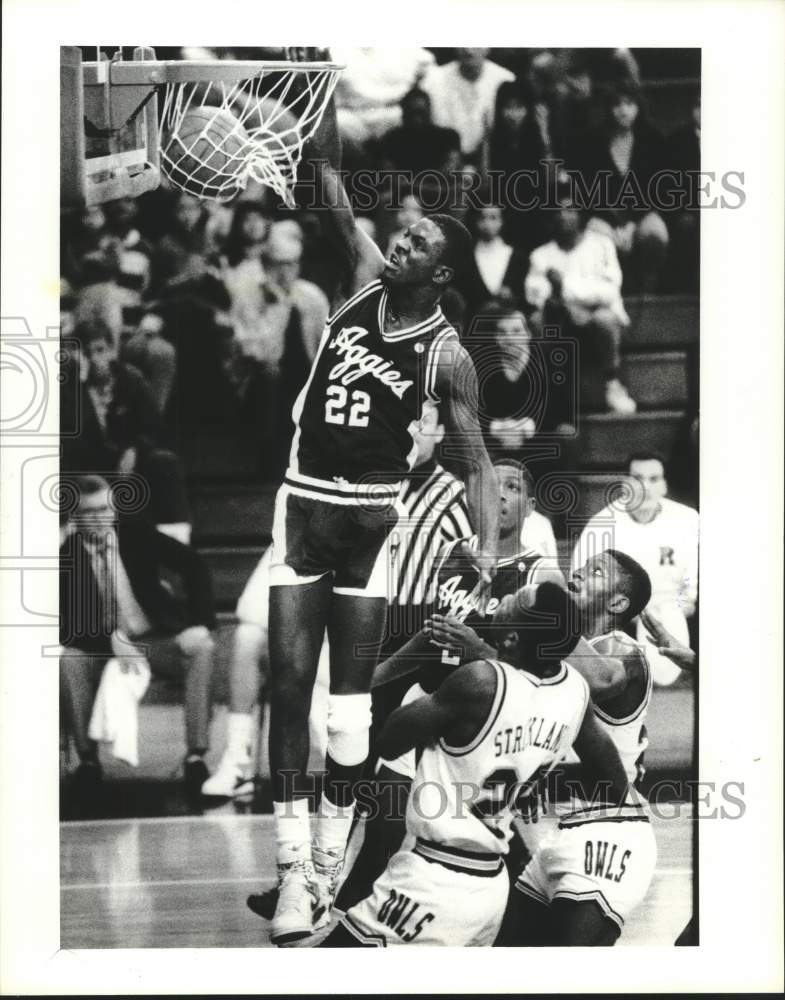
left=605, top=378, right=637, bottom=415
left=201, top=751, right=254, bottom=798
left=311, top=847, right=344, bottom=930
left=270, top=858, right=317, bottom=946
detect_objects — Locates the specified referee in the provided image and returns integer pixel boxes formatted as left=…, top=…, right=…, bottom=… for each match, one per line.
left=383, top=399, right=473, bottom=659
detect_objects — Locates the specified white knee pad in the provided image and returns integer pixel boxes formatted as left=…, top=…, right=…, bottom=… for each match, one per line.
left=326, top=693, right=372, bottom=766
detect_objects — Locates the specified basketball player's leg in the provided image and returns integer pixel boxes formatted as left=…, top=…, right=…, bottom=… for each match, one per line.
left=494, top=884, right=555, bottom=947
left=550, top=897, right=621, bottom=946
left=310, top=503, right=399, bottom=922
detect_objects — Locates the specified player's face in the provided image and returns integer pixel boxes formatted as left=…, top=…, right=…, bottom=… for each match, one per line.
left=568, top=553, right=624, bottom=614
left=496, top=465, right=533, bottom=535
left=383, top=218, right=450, bottom=288
left=629, top=459, right=667, bottom=510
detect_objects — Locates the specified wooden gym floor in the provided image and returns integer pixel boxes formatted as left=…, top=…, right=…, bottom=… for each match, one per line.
left=61, top=808, right=694, bottom=948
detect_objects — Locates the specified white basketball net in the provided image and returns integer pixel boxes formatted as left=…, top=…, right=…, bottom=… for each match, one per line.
left=158, top=65, right=341, bottom=205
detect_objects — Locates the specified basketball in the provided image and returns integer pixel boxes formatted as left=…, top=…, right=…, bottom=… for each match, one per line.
left=162, top=106, right=250, bottom=198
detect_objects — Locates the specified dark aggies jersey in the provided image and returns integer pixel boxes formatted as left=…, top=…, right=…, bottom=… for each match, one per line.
left=433, top=537, right=551, bottom=661
left=285, top=281, right=457, bottom=504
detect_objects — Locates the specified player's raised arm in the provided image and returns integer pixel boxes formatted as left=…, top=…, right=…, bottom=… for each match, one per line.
left=295, top=49, right=386, bottom=298
left=375, top=658, right=496, bottom=761
left=565, top=634, right=629, bottom=702
left=434, top=342, right=499, bottom=590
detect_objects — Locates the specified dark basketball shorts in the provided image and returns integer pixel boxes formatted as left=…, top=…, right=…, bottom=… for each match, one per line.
left=269, top=484, right=403, bottom=597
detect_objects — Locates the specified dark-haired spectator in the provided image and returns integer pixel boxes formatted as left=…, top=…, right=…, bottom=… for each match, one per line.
left=525, top=191, right=636, bottom=414
left=464, top=297, right=576, bottom=463
left=488, top=80, right=551, bottom=253
left=62, top=320, right=191, bottom=537
left=575, top=83, right=670, bottom=291
left=378, top=87, right=462, bottom=178
left=60, top=475, right=216, bottom=808
left=421, top=48, right=514, bottom=169
left=464, top=202, right=528, bottom=316
left=122, top=309, right=178, bottom=416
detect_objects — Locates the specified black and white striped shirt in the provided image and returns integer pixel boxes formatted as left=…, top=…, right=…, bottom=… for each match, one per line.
left=388, top=460, right=473, bottom=609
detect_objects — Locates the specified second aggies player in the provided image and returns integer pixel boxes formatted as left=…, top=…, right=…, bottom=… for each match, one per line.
left=266, top=56, right=499, bottom=944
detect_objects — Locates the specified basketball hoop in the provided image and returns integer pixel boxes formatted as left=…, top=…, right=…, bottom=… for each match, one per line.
left=158, top=62, right=342, bottom=205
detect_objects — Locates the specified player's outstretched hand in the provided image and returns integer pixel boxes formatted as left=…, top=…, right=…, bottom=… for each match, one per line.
left=424, top=614, right=491, bottom=661
left=640, top=610, right=697, bottom=671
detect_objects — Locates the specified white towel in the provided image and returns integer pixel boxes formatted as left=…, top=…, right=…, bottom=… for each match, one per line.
left=88, top=656, right=151, bottom=767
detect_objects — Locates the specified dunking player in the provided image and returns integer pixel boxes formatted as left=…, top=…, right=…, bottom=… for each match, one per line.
left=320, top=582, right=630, bottom=946
left=266, top=58, right=498, bottom=944
left=501, top=549, right=658, bottom=946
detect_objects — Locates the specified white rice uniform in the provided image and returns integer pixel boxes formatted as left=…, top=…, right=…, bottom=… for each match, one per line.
left=516, top=632, right=658, bottom=931
left=340, top=659, right=590, bottom=946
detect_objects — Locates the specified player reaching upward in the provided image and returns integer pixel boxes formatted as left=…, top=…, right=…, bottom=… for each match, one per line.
left=266, top=53, right=499, bottom=945
left=502, top=549, right=658, bottom=946
left=320, top=582, right=630, bottom=947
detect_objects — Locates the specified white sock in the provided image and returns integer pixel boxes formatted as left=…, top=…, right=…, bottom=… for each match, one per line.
left=226, top=711, right=254, bottom=762
left=274, top=798, right=312, bottom=867
left=313, top=792, right=355, bottom=864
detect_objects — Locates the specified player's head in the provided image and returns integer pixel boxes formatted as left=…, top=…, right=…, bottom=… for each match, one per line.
left=568, top=549, right=652, bottom=627
left=628, top=451, right=667, bottom=514
left=409, top=400, right=445, bottom=467
left=74, top=319, right=117, bottom=383
left=383, top=214, right=472, bottom=293
left=493, top=459, right=535, bottom=539
left=494, top=581, right=583, bottom=674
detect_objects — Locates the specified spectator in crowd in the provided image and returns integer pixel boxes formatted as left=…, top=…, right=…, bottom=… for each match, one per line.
left=61, top=205, right=109, bottom=284
left=421, top=48, right=515, bottom=169
left=525, top=50, right=569, bottom=166
left=122, top=308, right=177, bottom=417
left=488, top=79, right=550, bottom=253
left=525, top=190, right=636, bottom=414
left=60, top=475, right=216, bottom=806
left=62, top=319, right=191, bottom=537
left=464, top=200, right=528, bottom=316
left=572, top=452, right=699, bottom=686
left=576, top=82, right=670, bottom=291
left=263, top=220, right=330, bottom=364
left=465, top=297, right=576, bottom=459
left=377, top=87, right=462, bottom=178
left=102, top=197, right=154, bottom=259
left=152, top=192, right=212, bottom=293
left=332, top=47, right=435, bottom=151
